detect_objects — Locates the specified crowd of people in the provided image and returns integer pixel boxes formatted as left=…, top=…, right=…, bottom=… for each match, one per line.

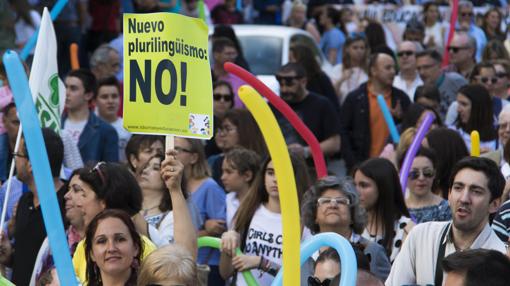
left=2, top=0, right=510, bottom=285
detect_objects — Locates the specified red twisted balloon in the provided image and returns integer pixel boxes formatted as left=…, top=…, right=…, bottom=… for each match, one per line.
left=442, top=0, right=459, bottom=67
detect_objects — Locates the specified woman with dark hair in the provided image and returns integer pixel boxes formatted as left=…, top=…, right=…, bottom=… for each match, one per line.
left=125, top=135, right=164, bottom=173
left=205, top=80, right=235, bottom=157
left=414, top=84, right=441, bottom=116
left=208, top=109, right=267, bottom=187
left=332, top=35, right=369, bottom=105
left=301, top=176, right=391, bottom=281
left=482, top=40, right=510, bottom=62
left=422, top=2, right=445, bottom=49
left=289, top=44, right=339, bottom=111
left=353, top=158, right=414, bottom=262
left=211, top=25, right=250, bottom=71
left=482, top=8, right=506, bottom=42
left=72, top=154, right=198, bottom=283
left=405, top=147, right=451, bottom=224
left=319, top=6, right=346, bottom=65
left=451, top=84, right=498, bottom=152
left=219, top=154, right=311, bottom=285
left=423, top=127, right=469, bottom=198
left=364, top=21, right=387, bottom=53
left=85, top=209, right=143, bottom=286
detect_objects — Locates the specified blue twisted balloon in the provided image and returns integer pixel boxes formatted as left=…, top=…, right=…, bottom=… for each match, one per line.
left=271, top=232, right=357, bottom=286
left=3, top=50, right=78, bottom=286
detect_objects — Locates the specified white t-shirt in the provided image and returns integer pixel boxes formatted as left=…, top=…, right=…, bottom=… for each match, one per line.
left=226, top=192, right=240, bottom=230
left=63, top=119, right=87, bottom=147
left=110, top=118, right=131, bottom=162
left=236, top=205, right=282, bottom=286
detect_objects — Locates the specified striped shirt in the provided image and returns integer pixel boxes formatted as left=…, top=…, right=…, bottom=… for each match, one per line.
left=492, top=200, right=510, bottom=242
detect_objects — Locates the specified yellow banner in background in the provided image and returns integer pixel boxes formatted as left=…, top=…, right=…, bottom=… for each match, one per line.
left=123, top=13, right=213, bottom=139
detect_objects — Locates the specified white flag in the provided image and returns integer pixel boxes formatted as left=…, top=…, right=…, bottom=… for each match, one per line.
left=29, top=7, right=66, bottom=134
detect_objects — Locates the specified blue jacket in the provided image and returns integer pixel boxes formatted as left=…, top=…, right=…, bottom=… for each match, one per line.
left=62, top=112, right=119, bottom=165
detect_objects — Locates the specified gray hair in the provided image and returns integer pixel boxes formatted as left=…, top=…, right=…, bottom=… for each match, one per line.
left=301, top=176, right=367, bottom=235
left=90, top=44, right=117, bottom=68
left=458, top=0, right=473, bottom=10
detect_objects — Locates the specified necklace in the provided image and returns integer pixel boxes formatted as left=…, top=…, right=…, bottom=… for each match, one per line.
left=141, top=205, right=159, bottom=216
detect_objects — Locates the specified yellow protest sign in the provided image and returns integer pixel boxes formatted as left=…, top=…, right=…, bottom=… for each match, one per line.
left=123, top=13, right=213, bottom=139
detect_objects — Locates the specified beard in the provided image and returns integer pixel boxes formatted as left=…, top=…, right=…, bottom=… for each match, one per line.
left=280, top=92, right=298, bottom=103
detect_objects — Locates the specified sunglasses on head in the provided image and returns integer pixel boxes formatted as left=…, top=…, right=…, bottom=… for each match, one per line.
left=308, top=276, right=331, bottom=286
left=477, top=76, right=498, bottom=84
left=408, top=168, right=435, bottom=180
left=276, top=75, right=302, bottom=86
left=397, top=51, right=415, bottom=57
left=447, top=46, right=469, bottom=53
left=213, top=93, right=233, bottom=101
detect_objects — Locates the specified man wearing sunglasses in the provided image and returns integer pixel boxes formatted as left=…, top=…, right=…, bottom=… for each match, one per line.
left=456, top=1, right=486, bottom=62
left=386, top=157, right=506, bottom=286
left=446, top=32, right=477, bottom=79
left=274, top=63, right=341, bottom=161
left=393, top=41, right=423, bottom=100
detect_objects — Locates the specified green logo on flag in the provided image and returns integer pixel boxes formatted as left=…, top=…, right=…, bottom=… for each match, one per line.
left=35, top=74, right=61, bottom=134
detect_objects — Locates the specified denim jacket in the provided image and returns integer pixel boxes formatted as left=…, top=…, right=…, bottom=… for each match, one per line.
left=62, top=112, right=119, bottom=165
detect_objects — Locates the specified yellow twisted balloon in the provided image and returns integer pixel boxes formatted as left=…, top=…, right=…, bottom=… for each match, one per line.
left=238, top=85, right=300, bottom=286
left=470, top=130, right=480, bottom=157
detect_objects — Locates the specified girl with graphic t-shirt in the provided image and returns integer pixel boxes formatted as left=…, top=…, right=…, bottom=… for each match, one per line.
left=219, top=155, right=311, bottom=286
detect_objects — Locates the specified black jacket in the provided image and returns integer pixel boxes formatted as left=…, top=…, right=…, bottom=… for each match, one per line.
left=340, top=82, right=411, bottom=170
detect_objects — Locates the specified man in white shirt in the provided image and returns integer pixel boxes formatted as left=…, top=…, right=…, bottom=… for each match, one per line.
left=95, top=76, right=131, bottom=162
left=386, top=157, right=506, bottom=286
left=393, top=41, right=423, bottom=101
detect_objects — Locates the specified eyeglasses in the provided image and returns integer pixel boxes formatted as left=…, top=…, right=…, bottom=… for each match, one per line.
left=91, top=161, right=107, bottom=186
left=447, top=46, right=470, bottom=53
left=496, top=72, right=509, bottom=79
left=417, top=63, right=438, bottom=71
left=476, top=76, right=498, bottom=84
left=397, top=51, right=415, bottom=57
left=213, top=93, right=233, bottom=102
left=12, top=152, right=28, bottom=159
left=408, top=168, right=435, bottom=180
left=174, top=146, right=193, bottom=154
left=276, top=75, right=302, bottom=86
left=317, top=197, right=350, bottom=206
left=217, top=126, right=237, bottom=134
left=461, top=12, right=474, bottom=17
left=308, top=276, right=331, bottom=286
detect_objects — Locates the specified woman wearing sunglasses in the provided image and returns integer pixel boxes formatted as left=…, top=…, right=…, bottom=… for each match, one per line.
left=205, top=81, right=235, bottom=157
left=405, top=147, right=451, bottom=224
